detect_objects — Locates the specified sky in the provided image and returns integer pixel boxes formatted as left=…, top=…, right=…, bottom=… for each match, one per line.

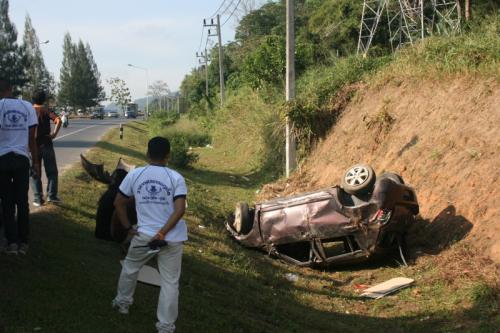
left=8, top=0, right=264, bottom=101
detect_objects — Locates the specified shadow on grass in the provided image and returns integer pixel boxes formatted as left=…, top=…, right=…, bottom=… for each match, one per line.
left=0, top=204, right=495, bottom=333
left=95, top=141, right=147, bottom=162
left=125, top=122, right=148, bottom=133
left=181, top=238, right=499, bottom=333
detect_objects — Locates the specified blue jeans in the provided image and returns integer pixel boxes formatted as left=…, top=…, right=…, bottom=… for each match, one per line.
left=31, top=144, right=59, bottom=201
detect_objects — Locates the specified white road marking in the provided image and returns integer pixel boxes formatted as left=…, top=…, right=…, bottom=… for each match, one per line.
left=53, top=125, right=97, bottom=141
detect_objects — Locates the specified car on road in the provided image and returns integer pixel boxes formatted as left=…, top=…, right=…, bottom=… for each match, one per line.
left=226, top=164, right=419, bottom=267
left=91, top=111, right=104, bottom=119
left=77, top=109, right=84, bottom=116
left=107, top=110, right=119, bottom=118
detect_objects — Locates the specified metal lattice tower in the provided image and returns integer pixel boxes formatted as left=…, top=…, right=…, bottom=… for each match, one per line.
left=357, top=0, right=389, bottom=56
left=357, top=0, right=460, bottom=56
left=430, top=0, right=461, bottom=35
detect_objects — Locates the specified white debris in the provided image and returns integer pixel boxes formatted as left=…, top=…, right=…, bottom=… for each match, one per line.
left=198, top=225, right=206, bottom=229
left=285, top=273, right=299, bottom=282
left=361, top=277, right=414, bottom=299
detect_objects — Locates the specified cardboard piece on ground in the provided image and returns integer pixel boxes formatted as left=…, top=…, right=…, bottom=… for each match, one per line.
left=361, top=277, right=414, bottom=299
left=120, top=260, right=161, bottom=287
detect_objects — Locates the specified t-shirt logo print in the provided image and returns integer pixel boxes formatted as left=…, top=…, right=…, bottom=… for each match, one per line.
left=146, top=184, right=160, bottom=195
left=137, top=180, right=172, bottom=204
left=3, top=110, right=28, bottom=130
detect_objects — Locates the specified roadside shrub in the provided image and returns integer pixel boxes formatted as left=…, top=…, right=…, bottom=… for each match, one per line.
left=148, top=111, right=178, bottom=136
left=168, top=136, right=199, bottom=168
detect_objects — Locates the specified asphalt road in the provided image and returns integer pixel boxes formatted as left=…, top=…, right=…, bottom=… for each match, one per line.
left=30, top=117, right=137, bottom=207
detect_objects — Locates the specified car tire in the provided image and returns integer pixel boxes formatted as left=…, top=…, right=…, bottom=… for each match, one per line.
left=233, top=202, right=253, bottom=234
left=380, top=172, right=404, bottom=184
left=341, top=164, right=376, bottom=195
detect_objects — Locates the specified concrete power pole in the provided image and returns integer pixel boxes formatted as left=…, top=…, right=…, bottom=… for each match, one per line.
left=286, top=0, right=297, bottom=177
left=204, top=16, right=225, bottom=107
left=216, top=14, right=225, bottom=108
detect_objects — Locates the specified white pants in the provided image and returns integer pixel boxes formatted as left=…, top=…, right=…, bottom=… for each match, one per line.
left=114, top=233, right=183, bottom=333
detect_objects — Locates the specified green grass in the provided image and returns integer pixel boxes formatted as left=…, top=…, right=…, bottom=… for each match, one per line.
left=0, top=121, right=498, bottom=333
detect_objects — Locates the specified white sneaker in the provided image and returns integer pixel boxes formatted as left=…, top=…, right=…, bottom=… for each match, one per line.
left=5, top=243, right=18, bottom=255
left=111, top=299, right=129, bottom=314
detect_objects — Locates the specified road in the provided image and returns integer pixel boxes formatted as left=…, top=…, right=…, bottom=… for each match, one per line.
left=30, top=117, right=136, bottom=207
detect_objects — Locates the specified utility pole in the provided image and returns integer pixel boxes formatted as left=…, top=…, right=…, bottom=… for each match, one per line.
left=285, top=0, right=297, bottom=177
left=420, top=0, right=425, bottom=40
left=204, top=16, right=225, bottom=107
left=216, top=15, right=225, bottom=107
left=196, top=50, right=209, bottom=96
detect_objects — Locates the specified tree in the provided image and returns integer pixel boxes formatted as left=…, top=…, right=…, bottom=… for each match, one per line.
left=85, top=43, right=105, bottom=103
left=58, top=33, right=104, bottom=110
left=0, top=0, right=27, bottom=90
left=107, top=77, right=131, bottom=115
left=21, top=14, right=53, bottom=99
left=148, top=80, right=170, bottom=112
left=58, top=33, right=75, bottom=107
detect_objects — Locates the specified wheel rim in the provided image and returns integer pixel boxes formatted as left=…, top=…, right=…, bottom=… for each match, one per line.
left=345, top=166, right=370, bottom=186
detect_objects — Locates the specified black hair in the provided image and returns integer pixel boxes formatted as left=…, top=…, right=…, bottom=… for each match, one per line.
left=32, top=90, right=47, bottom=105
left=0, top=78, right=12, bottom=92
left=147, top=137, right=170, bottom=160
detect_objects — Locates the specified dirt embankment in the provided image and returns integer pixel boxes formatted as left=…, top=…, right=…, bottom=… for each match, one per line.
left=261, top=75, right=500, bottom=263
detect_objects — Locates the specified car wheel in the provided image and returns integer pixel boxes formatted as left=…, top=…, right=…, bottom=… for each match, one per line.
left=233, top=202, right=253, bottom=234
left=380, top=172, right=405, bottom=184
left=341, top=164, right=376, bottom=195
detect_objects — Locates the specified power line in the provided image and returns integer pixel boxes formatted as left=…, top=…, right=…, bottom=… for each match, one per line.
left=222, top=0, right=242, bottom=26
left=219, top=0, right=236, bottom=17
left=209, top=0, right=228, bottom=18
left=197, top=25, right=206, bottom=54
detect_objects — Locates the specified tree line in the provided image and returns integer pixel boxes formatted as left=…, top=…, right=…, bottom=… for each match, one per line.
left=0, top=0, right=104, bottom=110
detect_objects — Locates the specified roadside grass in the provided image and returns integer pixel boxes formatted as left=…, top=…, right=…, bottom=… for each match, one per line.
left=0, top=121, right=498, bottom=333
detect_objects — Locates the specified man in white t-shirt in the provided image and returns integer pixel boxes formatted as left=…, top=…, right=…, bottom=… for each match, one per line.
left=0, top=78, right=39, bottom=255
left=112, top=136, right=187, bottom=333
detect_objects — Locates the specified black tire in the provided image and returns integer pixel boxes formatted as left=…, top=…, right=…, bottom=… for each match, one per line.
left=233, top=202, right=253, bottom=234
left=341, top=164, right=376, bottom=195
left=380, top=172, right=405, bottom=184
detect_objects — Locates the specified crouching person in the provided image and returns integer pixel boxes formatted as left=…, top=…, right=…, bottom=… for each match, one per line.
left=112, top=137, right=187, bottom=333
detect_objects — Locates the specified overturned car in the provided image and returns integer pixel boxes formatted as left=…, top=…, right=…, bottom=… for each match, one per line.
left=226, top=164, right=419, bottom=267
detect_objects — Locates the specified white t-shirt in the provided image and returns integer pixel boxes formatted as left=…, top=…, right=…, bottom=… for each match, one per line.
left=119, top=165, right=188, bottom=241
left=0, top=98, right=38, bottom=158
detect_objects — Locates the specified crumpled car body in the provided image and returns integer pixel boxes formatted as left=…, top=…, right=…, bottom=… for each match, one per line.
left=226, top=174, right=419, bottom=267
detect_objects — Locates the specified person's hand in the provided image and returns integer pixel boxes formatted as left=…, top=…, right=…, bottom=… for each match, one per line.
left=127, top=225, right=138, bottom=236
left=152, top=231, right=165, bottom=241
left=49, top=132, right=57, bottom=139
left=33, top=162, right=41, bottom=178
